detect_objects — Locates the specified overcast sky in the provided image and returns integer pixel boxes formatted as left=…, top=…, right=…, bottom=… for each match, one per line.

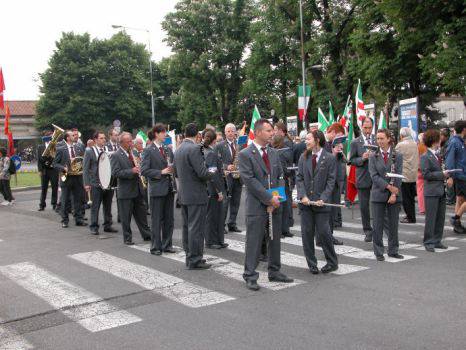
left=0, top=0, right=179, bottom=100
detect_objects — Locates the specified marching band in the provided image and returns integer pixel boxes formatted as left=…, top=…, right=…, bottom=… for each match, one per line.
left=33, top=117, right=463, bottom=291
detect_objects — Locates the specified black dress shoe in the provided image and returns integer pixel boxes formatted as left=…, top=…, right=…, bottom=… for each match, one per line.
left=90, top=229, right=99, bottom=235
left=309, top=265, right=319, bottom=275
left=62, top=223, right=69, bottom=228
left=400, top=217, right=416, bottom=224
left=425, top=246, right=435, bottom=252
left=450, top=217, right=466, bottom=234
left=188, top=262, right=211, bottom=270
left=228, top=225, right=242, bottom=233
left=281, top=232, right=294, bottom=238
left=219, top=243, right=229, bottom=248
left=269, top=273, right=294, bottom=283
left=434, top=243, right=448, bottom=249
left=315, top=241, right=322, bottom=247
left=52, top=205, right=57, bottom=210
left=164, top=247, right=176, bottom=253
left=207, top=244, right=222, bottom=249
left=388, top=253, right=404, bottom=259
left=151, top=250, right=162, bottom=256
left=38, top=207, right=45, bottom=211
left=246, top=280, right=260, bottom=291
left=75, top=221, right=88, bottom=227
left=259, top=254, right=267, bottom=262
left=103, top=227, right=118, bottom=233
left=143, top=236, right=151, bottom=241
left=364, top=234, right=373, bottom=243
left=124, top=241, right=135, bottom=246
left=321, top=264, right=338, bottom=274
left=376, top=255, right=385, bottom=261
left=332, top=238, right=344, bottom=245
left=333, top=223, right=342, bottom=228
left=83, top=217, right=88, bottom=221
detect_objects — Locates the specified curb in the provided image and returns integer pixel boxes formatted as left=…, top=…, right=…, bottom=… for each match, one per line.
left=12, top=186, right=42, bottom=192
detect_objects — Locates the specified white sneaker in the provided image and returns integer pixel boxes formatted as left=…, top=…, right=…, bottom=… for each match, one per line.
left=1, top=201, right=10, bottom=206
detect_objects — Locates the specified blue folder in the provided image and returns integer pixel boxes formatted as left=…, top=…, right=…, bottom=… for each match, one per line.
left=267, top=186, right=287, bottom=202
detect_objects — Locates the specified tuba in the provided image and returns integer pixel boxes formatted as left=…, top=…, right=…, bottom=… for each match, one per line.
left=42, top=124, right=64, bottom=166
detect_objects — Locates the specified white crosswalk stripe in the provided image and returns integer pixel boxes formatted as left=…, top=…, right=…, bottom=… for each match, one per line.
left=412, top=246, right=459, bottom=253
left=129, top=244, right=306, bottom=290
left=0, top=319, right=33, bottom=350
left=0, top=262, right=141, bottom=332
left=232, top=230, right=417, bottom=262
left=223, top=238, right=369, bottom=275
left=69, top=251, right=235, bottom=308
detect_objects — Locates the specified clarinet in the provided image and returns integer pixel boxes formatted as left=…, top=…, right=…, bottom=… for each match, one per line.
left=268, top=174, right=274, bottom=240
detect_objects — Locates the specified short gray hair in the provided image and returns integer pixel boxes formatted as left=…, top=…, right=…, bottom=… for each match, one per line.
left=224, top=123, right=236, bottom=132
left=400, top=127, right=412, bottom=139
left=119, top=132, right=132, bottom=143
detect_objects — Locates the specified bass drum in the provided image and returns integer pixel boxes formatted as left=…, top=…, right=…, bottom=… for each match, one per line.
left=97, top=152, right=114, bottom=190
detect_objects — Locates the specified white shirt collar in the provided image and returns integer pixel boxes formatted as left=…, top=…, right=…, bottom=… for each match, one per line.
left=154, top=141, right=163, bottom=148
left=312, top=148, right=323, bottom=161
left=121, top=147, right=129, bottom=157
left=428, top=148, right=438, bottom=156
left=252, top=141, right=267, bottom=156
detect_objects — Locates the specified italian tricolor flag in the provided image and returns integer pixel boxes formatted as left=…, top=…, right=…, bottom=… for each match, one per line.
left=298, top=85, right=311, bottom=121
left=378, top=110, right=387, bottom=129
left=355, top=79, right=365, bottom=129
left=248, top=105, right=262, bottom=142
left=317, top=107, right=330, bottom=132
left=136, top=130, right=148, bottom=148
left=328, top=100, right=335, bottom=124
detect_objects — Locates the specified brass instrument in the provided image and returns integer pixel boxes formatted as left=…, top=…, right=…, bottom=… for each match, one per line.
left=231, top=142, right=241, bottom=179
left=61, top=157, right=84, bottom=182
left=42, top=124, right=65, bottom=166
left=133, top=152, right=147, bottom=189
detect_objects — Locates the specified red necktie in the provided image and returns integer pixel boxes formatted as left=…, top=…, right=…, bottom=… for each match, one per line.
left=383, top=152, right=388, bottom=164
left=261, top=147, right=270, bottom=173
left=70, top=145, right=76, bottom=158
left=437, top=155, right=442, bottom=167
left=230, top=142, right=236, bottom=159
left=128, top=151, right=136, bottom=167
left=159, top=146, right=166, bottom=160
left=312, top=154, right=317, bottom=171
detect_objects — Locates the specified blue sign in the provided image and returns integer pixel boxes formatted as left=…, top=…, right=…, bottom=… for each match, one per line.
left=164, top=136, right=173, bottom=145
left=237, top=135, right=248, bottom=145
left=11, top=155, right=21, bottom=171
left=399, top=97, right=419, bottom=141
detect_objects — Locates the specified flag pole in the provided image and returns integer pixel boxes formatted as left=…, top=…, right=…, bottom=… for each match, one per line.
left=299, top=0, right=307, bottom=131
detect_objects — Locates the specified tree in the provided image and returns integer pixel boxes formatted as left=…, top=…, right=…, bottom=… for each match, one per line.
left=36, top=32, right=153, bottom=136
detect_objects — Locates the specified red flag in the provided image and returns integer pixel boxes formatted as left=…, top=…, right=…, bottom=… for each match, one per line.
left=4, top=103, right=10, bottom=135
left=7, top=132, right=14, bottom=156
left=346, top=164, right=358, bottom=203
left=0, top=68, right=5, bottom=111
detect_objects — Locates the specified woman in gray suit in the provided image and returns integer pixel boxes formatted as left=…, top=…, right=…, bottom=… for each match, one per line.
left=420, top=129, right=450, bottom=252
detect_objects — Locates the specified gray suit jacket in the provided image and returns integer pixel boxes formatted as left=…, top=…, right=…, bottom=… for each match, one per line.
left=421, top=150, right=445, bottom=197
left=296, top=149, right=336, bottom=213
left=349, top=135, right=375, bottom=189
left=83, top=147, right=101, bottom=187
left=238, top=144, right=284, bottom=216
left=174, top=139, right=212, bottom=205
left=368, top=150, right=403, bottom=203
left=204, top=146, right=226, bottom=196
left=110, top=148, right=144, bottom=199
left=52, top=143, right=84, bottom=173
left=215, top=139, right=240, bottom=187
left=141, top=143, right=175, bottom=197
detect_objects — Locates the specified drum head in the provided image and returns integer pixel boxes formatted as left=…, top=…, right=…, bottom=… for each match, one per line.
left=97, top=152, right=112, bottom=189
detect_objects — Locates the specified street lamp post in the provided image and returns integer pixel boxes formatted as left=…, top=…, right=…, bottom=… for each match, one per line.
left=112, top=24, right=155, bottom=126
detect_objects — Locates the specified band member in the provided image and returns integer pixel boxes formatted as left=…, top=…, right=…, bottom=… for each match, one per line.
left=106, top=128, right=120, bottom=153
left=133, top=137, right=149, bottom=209
left=83, top=131, right=116, bottom=235
left=37, top=132, right=59, bottom=211
left=174, top=123, right=213, bottom=269
left=421, top=129, right=449, bottom=252
left=215, top=123, right=242, bottom=233
left=239, top=118, right=293, bottom=291
left=203, top=129, right=228, bottom=249
left=350, top=117, right=376, bottom=242
left=368, top=129, right=404, bottom=261
left=110, top=132, right=151, bottom=245
left=53, top=131, right=87, bottom=228
left=141, top=124, right=176, bottom=255
left=296, top=130, right=338, bottom=274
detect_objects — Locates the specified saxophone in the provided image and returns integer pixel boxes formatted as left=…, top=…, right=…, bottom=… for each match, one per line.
left=231, top=149, right=241, bottom=179
left=133, top=151, right=147, bottom=189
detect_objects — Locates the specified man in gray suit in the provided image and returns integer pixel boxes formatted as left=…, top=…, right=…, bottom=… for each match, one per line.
left=174, top=123, right=213, bottom=270
left=110, top=132, right=151, bottom=245
left=421, top=129, right=449, bottom=252
left=350, top=117, right=376, bottom=242
left=368, top=128, right=404, bottom=261
left=215, top=123, right=242, bottom=233
left=83, top=131, right=116, bottom=235
left=238, top=118, right=293, bottom=291
left=141, top=123, right=176, bottom=255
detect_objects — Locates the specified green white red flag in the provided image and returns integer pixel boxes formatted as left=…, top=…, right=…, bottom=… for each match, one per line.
left=328, top=100, right=335, bottom=124
left=378, top=110, right=387, bottom=129
left=317, top=107, right=330, bottom=132
left=248, top=105, right=262, bottom=142
left=298, top=85, right=311, bottom=121
left=355, top=79, right=365, bottom=129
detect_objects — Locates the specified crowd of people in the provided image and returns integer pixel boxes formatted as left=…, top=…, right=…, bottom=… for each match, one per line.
left=1, top=117, right=465, bottom=291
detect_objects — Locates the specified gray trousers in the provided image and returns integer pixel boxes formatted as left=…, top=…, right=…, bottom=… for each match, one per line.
left=60, top=176, right=84, bottom=224
left=372, top=202, right=400, bottom=256
left=89, top=187, right=113, bottom=231
left=243, top=211, right=282, bottom=282
left=358, top=188, right=373, bottom=234
left=281, top=185, right=293, bottom=234
left=206, top=195, right=225, bottom=246
left=329, top=183, right=342, bottom=234
left=181, top=204, right=206, bottom=267
left=424, top=195, right=446, bottom=248
left=224, top=178, right=242, bottom=227
left=300, top=205, right=338, bottom=268
left=149, top=193, right=174, bottom=252
left=118, top=195, right=151, bottom=243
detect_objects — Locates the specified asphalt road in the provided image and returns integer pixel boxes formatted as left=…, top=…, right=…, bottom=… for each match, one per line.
left=0, top=189, right=465, bottom=350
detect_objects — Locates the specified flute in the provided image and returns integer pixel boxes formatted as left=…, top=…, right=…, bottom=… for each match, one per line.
left=297, top=200, right=346, bottom=208
left=267, top=174, right=274, bottom=240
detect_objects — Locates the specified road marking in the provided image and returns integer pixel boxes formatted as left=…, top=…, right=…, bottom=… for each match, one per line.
left=0, top=318, right=33, bottom=350
left=0, top=262, right=141, bottom=332
left=70, top=251, right=234, bottom=308
left=412, top=246, right=459, bottom=253
left=129, top=244, right=305, bottom=290
left=223, top=238, right=369, bottom=275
